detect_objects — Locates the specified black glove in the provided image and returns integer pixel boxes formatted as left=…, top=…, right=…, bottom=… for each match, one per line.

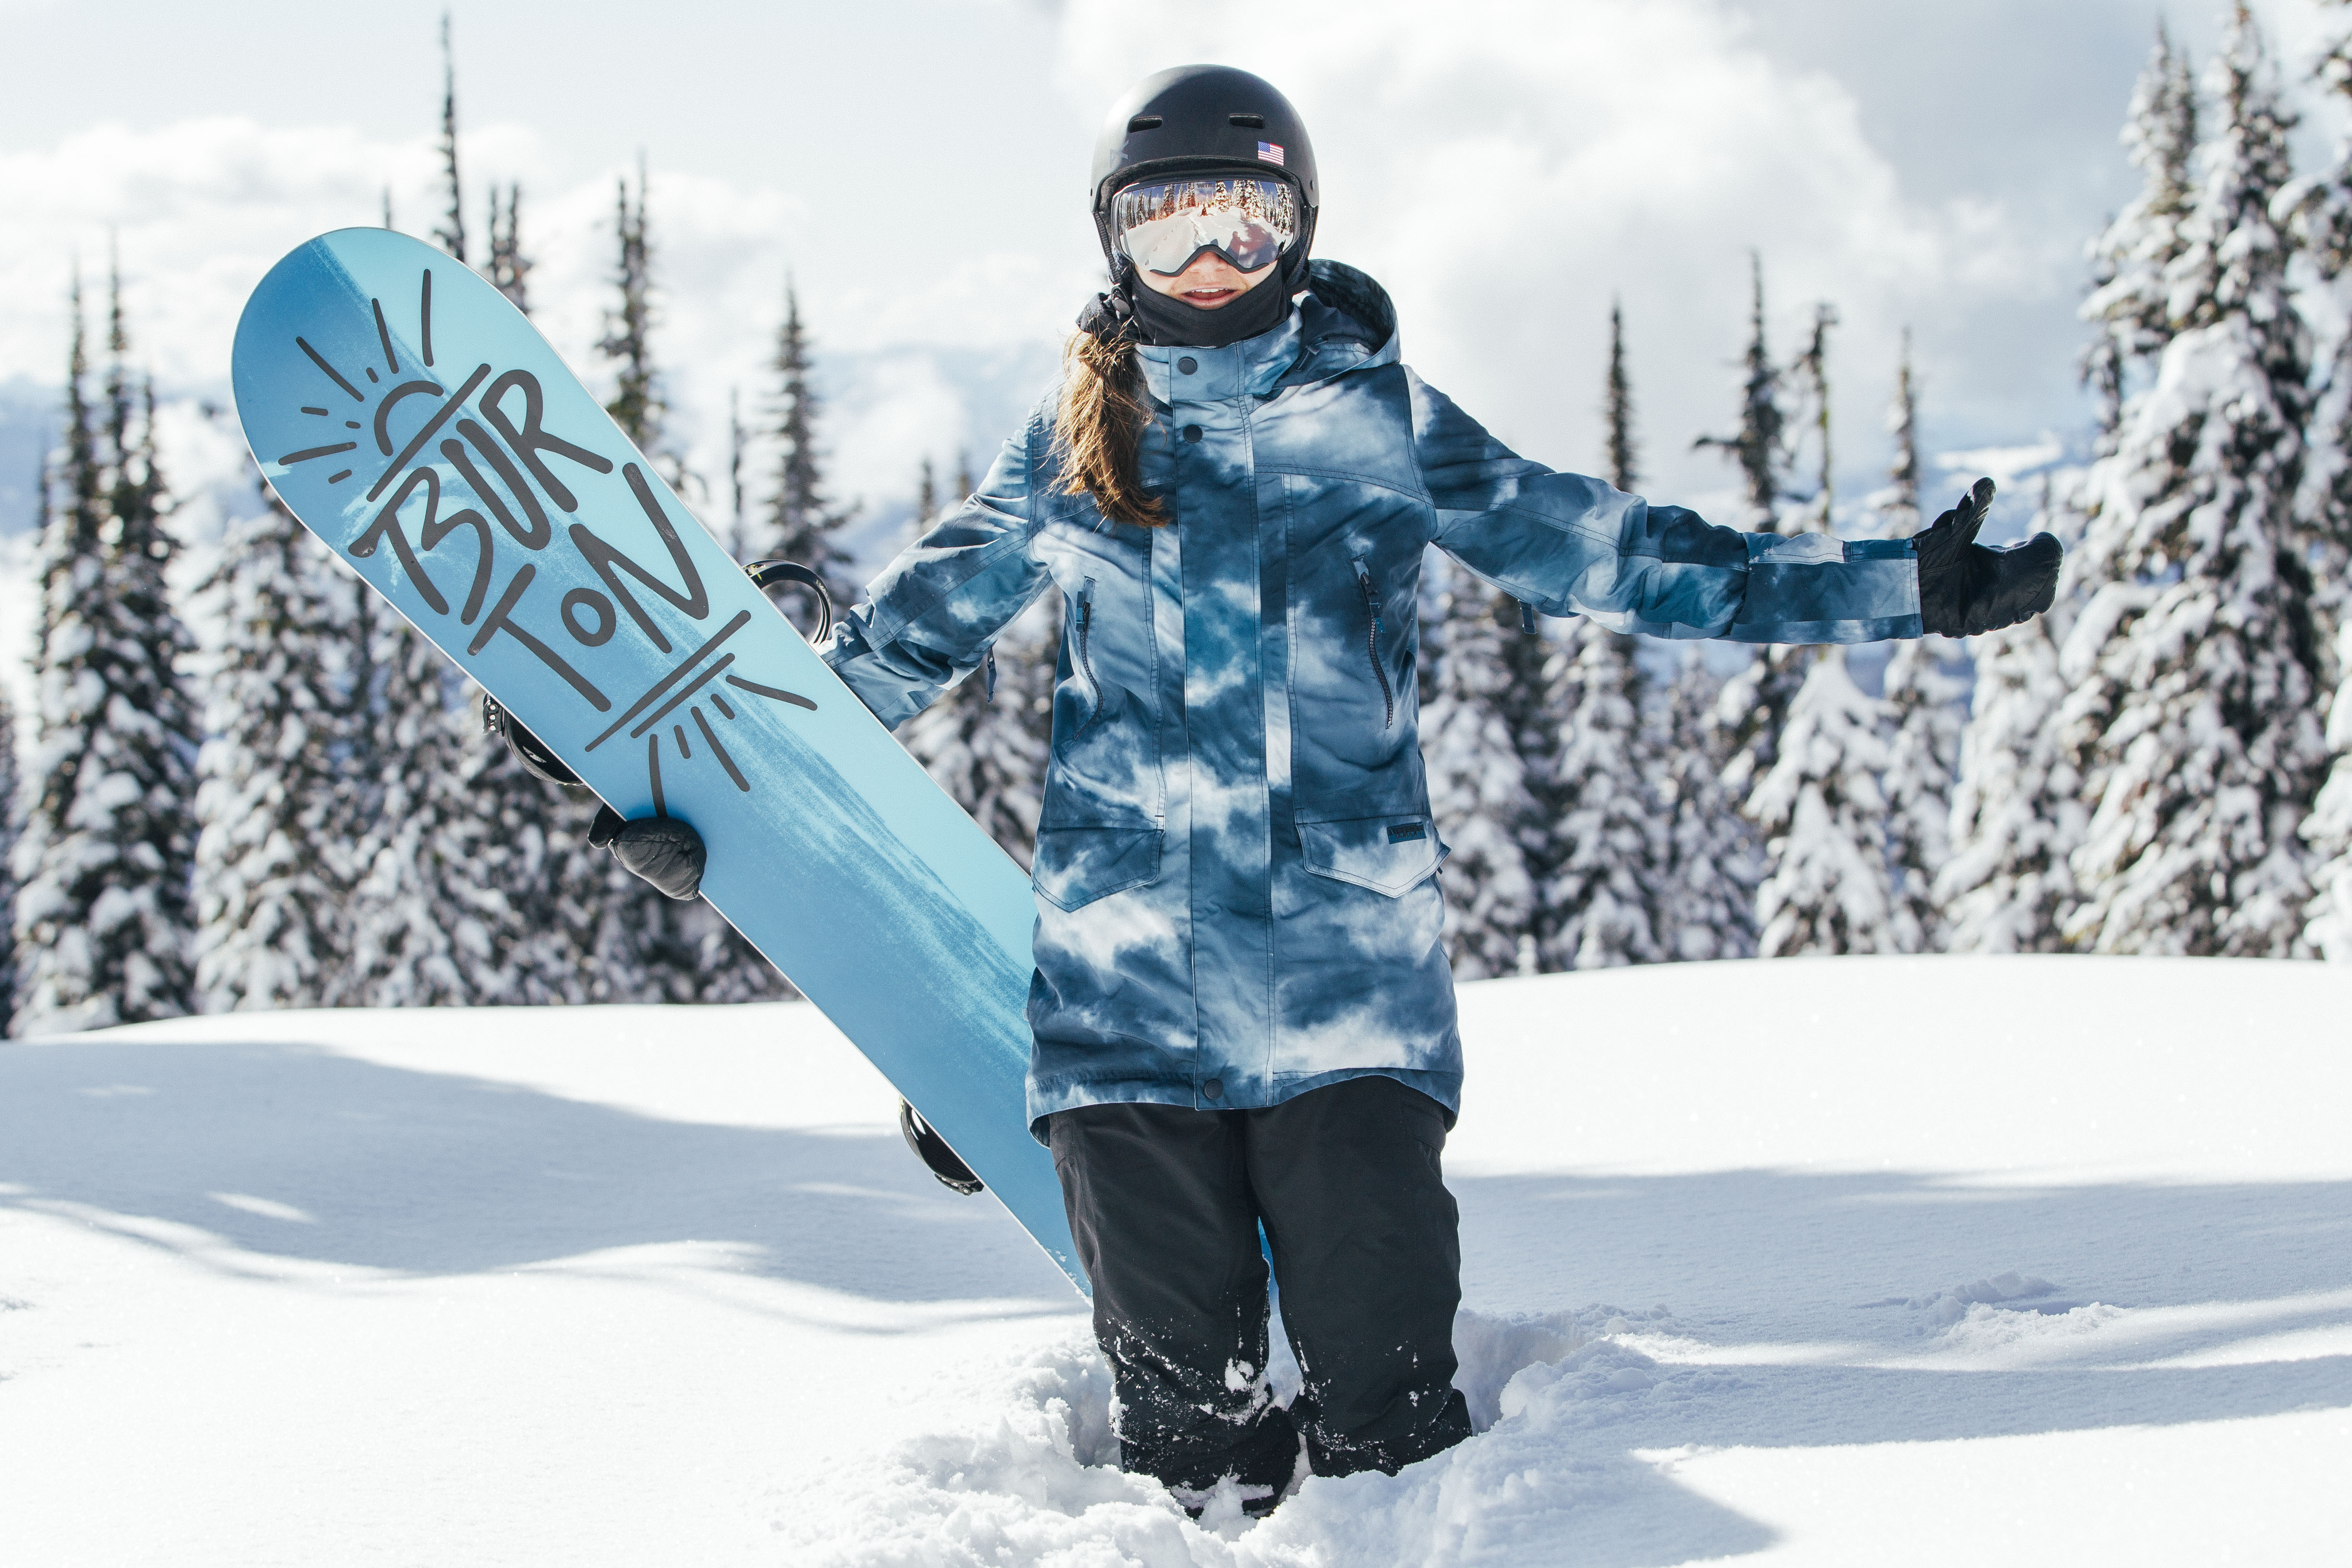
left=1912, top=476, right=2064, bottom=637
left=589, top=805, right=706, bottom=901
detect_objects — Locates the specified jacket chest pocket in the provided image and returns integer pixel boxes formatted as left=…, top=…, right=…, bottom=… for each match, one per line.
left=1297, top=812, right=1444, bottom=896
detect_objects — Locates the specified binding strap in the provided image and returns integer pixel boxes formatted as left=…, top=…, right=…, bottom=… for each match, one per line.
left=899, top=1099, right=984, bottom=1195
left=745, top=559, right=835, bottom=646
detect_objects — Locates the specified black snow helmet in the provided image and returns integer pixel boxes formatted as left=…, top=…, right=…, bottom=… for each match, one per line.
left=1090, top=64, right=1320, bottom=294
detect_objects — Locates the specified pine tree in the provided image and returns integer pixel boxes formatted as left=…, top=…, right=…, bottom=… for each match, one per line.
left=190, top=475, right=358, bottom=1011
left=1603, top=298, right=1638, bottom=494
left=340, top=623, right=513, bottom=1005
left=2082, top=23, right=2199, bottom=446
left=760, top=279, right=860, bottom=625
left=1656, top=654, right=1760, bottom=961
left=1537, top=302, right=1666, bottom=969
left=913, top=456, right=939, bottom=543
left=2065, top=4, right=2327, bottom=956
left=2304, top=616, right=2352, bottom=957
left=600, top=159, right=667, bottom=465
left=431, top=12, right=466, bottom=264
left=1874, top=334, right=1967, bottom=952
left=1541, top=626, right=1665, bottom=969
left=2283, top=1, right=2352, bottom=958
left=1942, top=32, right=2197, bottom=957
left=1787, top=303, right=1839, bottom=529
left=1693, top=258, right=1845, bottom=950
left=13, top=270, right=199, bottom=1033
left=1425, top=577, right=1540, bottom=979
left=1748, top=649, right=1898, bottom=956
left=1942, top=478, right=2091, bottom=952
left=903, top=598, right=1052, bottom=868
left=485, top=184, right=531, bottom=310
left=1695, top=252, right=1788, bottom=528
left=727, top=387, right=751, bottom=561
left=0, top=687, right=17, bottom=1024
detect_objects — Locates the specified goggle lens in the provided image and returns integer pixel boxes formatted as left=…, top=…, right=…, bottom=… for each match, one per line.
left=1110, top=178, right=1299, bottom=277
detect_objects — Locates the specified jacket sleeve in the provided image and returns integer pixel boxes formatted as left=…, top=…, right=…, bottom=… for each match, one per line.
left=1409, top=370, right=1922, bottom=642
left=819, top=421, right=1054, bottom=729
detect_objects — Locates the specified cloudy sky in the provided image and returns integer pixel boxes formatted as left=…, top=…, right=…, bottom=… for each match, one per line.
left=0, top=0, right=2342, bottom=557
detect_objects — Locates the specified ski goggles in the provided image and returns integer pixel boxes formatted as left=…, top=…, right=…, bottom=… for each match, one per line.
left=1109, top=177, right=1300, bottom=276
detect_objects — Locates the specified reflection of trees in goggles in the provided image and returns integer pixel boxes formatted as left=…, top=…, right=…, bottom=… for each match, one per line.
left=1111, top=178, right=1299, bottom=276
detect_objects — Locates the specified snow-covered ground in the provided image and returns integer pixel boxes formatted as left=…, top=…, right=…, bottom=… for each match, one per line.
left=2, top=955, right=2347, bottom=1565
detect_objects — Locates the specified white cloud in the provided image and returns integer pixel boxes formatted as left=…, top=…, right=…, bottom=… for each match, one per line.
left=1054, top=0, right=2055, bottom=516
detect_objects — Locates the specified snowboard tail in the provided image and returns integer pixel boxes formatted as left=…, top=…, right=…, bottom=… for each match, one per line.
left=232, top=229, right=1081, bottom=1294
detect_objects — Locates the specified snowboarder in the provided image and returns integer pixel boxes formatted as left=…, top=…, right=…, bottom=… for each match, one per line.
left=582, top=65, right=2061, bottom=1511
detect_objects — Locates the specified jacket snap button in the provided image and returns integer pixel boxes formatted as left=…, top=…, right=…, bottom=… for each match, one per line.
left=1182, top=424, right=1202, bottom=443
left=1202, top=1078, right=1224, bottom=1101
left=1177, top=356, right=1198, bottom=375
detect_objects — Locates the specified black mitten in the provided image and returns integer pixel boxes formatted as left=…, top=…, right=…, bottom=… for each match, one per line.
left=1913, top=476, right=2064, bottom=637
left=589, top=805, right=707, bottom=901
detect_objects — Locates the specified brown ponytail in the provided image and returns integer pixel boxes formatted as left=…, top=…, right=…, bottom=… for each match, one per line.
left=1054, top=329, right=1168, bottom=527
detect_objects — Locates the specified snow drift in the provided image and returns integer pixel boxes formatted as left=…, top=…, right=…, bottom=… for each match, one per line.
left=2, top=955, right=2347, bottom=1566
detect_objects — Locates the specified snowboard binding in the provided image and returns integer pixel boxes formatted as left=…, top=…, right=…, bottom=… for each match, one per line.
left=899, top=1099, right=984, bottom=1195
left=745, top=559, right=835, bottom=646
left=482, top=694, right=582, bottom=786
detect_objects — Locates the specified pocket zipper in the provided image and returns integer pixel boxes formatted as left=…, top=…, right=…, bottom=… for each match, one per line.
left=1352, top=558, right=1395, bottom=729
left=1077, top=577, right=1102, bottom=718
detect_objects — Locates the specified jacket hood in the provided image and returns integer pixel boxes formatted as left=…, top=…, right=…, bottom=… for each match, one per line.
left=1282, top=259, right=1399, bottom=386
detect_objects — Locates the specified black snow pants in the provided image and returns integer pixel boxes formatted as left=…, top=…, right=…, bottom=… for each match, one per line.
left=1048, top=1074, right=1474, bottom=1494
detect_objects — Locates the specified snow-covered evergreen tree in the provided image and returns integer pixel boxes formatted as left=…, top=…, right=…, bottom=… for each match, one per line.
left=1425, top=577, right=1540, bottom=979
left=431, top=12, right=466, bottom=263
left=0, top=667, right=21, bottom=1024
left=1874, top=336, right=1967, bottom=953
left=2082, top=23, right=2198, bottom=443
left=1786, top=303, right=1839, bottom=531
left=1602, top=297, right=1638, bottom=494
left=1695, top=253, right=1788, bottom=529
left=485, top=183, right=530, bottom=311
left=340, top=622, right=512, bottom=1006
left=1685, top=254, right=1808, bottom=961
left=759, top=280, right=861, bottom=625
left=1541, top=625, right=1665, bottom=969
left=1941, top=474, right=2090, bottom=952
left=1656, top=655, right=1759, bottom=962
left=2064, top=5, right=2327, bottom=956
left=912, top=457, right=939, bottom=547
left=599, top=160, right=670, bottom=477
left=190, top=476, right=355, bottom=1011
left=1536, top=303, right=1666, bottom=969
left=2282, top=0, right=2352, bottom=959
left=1748, top=648, right=1897, bottom=956
left=904, top=598, right=1053, bottom=869
left=1704, top=263, right=1880, bottom=952
left=13, top=273, right=199, bottom=1034
left=2304, top=617, right=2352, bottom=957
left=1943, top=32, right=2196, bottom=956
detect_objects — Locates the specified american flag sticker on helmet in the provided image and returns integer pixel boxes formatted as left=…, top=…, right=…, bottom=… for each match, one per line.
left=1257, top=141, right=1285, bottom=166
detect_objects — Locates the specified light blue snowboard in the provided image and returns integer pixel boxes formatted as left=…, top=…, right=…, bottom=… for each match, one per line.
left=232, top=228, right=1082, bottom=1294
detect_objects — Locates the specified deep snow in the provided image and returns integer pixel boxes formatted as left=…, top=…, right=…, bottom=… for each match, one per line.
left=2, top=955, right=2347, bottom=1565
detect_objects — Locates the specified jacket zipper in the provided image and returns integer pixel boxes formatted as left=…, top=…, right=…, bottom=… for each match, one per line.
left=1077, top=577, right=1102, bottom=720
left=1352, top=558, right=1395, bottom=729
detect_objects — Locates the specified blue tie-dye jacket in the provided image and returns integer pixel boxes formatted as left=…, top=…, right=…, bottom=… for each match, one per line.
left=823, top=262, right=1920, bottom=1139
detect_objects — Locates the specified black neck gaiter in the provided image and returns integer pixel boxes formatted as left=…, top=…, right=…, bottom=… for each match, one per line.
left=1124, top=270, right=1294, bottom=348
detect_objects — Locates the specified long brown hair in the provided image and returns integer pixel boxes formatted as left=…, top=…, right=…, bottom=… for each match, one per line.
left=1054, top=329, right=1168, bottom=527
